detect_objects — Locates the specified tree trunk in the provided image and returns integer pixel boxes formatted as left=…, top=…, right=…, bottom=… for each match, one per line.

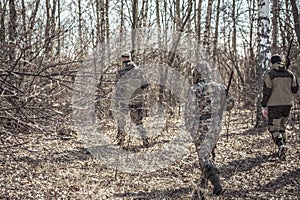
left=120, top=0, right=124, bottom=36
left=212, top=0, right=221, bottom=62
left=203, top=0, right=213, bottom=53
left=0, top=1, right=5, bottom=46
left=131, top=0, right=138, bottom=57
left=256, top=0, right=271, bottom=127
left=271, top=0, right=279, bottom=52
left=28, top=0, right=40, bottom=59
left=77, top=0, right=83, bottom=56
left=290, top=0, right=300, bottom=46
left=196, top=0, right=203, bottom=43
left=56, top=0, right=61, bottom=57
left=140, top=0, right=148, bottom=27
left=21, top=0, right=26, bottom=59
left=232, top=0, right=237, bottom=54
left=105, top=0, right=109, bottom=47
left=8, top=0, right=16, bottom=60
left=175, top=0, right=181, bottom=31
left=247, top=0, right=256, bottom=82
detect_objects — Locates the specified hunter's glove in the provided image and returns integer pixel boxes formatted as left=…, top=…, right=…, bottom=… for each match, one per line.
left=226, top=96, right=234, bottom=111
left=141, top=83, right=150, bottom=90
left=286, top=58, right=291, bottom=68
left=262, top=107, right=268, bottom=118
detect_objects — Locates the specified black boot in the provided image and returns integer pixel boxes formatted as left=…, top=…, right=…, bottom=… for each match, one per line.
left=209, top=174, right=223, bottom=195
left=142, top=137, right=150, bottom=148
left=116, top=129, right=125, bottom=145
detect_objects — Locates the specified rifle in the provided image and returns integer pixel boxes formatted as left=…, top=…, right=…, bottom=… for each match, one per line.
left=226, top=70, right=234, bottom=96
left=286, top=38, right=293, bottom=69
left=225, top=70, right=234, bottom=142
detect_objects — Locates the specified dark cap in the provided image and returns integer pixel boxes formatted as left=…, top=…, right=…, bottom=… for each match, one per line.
left=121, top=52, right=131, bottom=58
left=270, top=54, right=282, bottom=64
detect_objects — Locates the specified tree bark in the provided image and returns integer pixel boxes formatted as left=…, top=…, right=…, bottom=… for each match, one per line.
left=0, top=1, right=5, bottom=48
left=131, top=0, right=138, bottom=57
left=256, top=0, right=271, bottom=127
left=8, top=0, right=16, bottom=60
left=212, top=0, right=221, bottom=62
left=77, top=0, right=83, bottom=56
left=203, top=0, right=213, bottom=53
left=196, top=0, right=203, bottom=43
left=290, top=0, right=300, bottom=46
left=271, top=0, right=279, bottom=52
left=232, top=0, right=237, bottom=54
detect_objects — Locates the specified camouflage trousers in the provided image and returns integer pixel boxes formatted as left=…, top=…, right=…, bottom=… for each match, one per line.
left=117, top=103, right=147, bottom=142
left=268, top=105, right=291, bottom=146
left=193, top=115, right=222, bottom=184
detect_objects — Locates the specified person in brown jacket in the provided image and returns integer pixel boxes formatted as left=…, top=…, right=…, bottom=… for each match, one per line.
left=114, top=52, right=149, bottom=147
left=261, top=54, right=299, bottom=160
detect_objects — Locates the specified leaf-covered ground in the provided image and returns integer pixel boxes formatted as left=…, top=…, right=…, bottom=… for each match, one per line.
left=1, top=113, right=299, bottom=200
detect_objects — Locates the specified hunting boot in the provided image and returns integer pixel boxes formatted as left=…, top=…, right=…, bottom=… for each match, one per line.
left=142, top=137, right=150, bottom=148
left=116, top=129, right=126, bottom=146
left=278, top=145, right=287, bottom=160
left=209, top=174, right=223, bottom=195
left=136, top=124, right=149, bottom=148
left=275, top=135, right=287, bottom=160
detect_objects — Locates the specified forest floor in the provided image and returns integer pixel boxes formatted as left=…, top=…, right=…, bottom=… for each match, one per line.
left=1, top=110, right=299, bottom=200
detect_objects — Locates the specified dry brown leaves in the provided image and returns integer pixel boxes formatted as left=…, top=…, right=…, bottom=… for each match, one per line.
left=1, top=114, right=299, bottom=200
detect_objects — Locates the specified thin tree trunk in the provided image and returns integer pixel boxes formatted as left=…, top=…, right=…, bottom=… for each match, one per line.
left=131, top=0, right=138, bottom=57
left=203, top=0, right=213, bottom=53
left=21, top=0, right=26, bottom=59
left=247, top=0, right=256, bottom=82
left=105, top=0, right=109, bottom=47
left=77, top=0, right=83, bottom=56
left=56, top=0, right=61, bottom=57
left=232, top=0, right=237, bottom=54
left=271, top=0, right=279, bottom=52
left=28, top=0, right=40, bottom=58
left=8, top=0, right=16, bottom=60
left=140, top=0, right=148, bottom=27
left=290, top=0, right=300, bottom=46
left=256, top=0, right=271, bottom=127
left=196, top=0, right=203, bottom=43
left=212, top=0, right=221, bottom=62
left=45, top=0, right=51, bottom=56
left=175, top=0, right=181, bottom=31
left=0, top=1, right=5, bottom=46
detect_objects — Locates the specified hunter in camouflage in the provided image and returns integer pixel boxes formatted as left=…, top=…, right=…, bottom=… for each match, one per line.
left=114, top=52, right=149, bottom=147
left=261, top=54, right=299, bottom=160
left=186, top=62, right=234, bottom=196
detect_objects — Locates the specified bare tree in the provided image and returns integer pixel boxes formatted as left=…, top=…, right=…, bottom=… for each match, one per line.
left=27, top=0, right=41, bottom=59
left=231, top=0, right=237, bottom=54
left=131, top=0, right=138, bottom=56
left=196, top=0, right=203, bottom=43
left=290, top=0, right=300, bottom=45
left=77, top=0, right=83, bottom=56
left=212, top=0, right=221, bottom=62
left=8, top=0, right=16, bottom=60
left=256, top=0, right=271, bottom=127
left=203, top=0, right=213, bottom=53
left=44, top=0, right=57, bottom=57
left=0, top=0, right=6, bottom=55
left=271, top=0, right=279, bottom=52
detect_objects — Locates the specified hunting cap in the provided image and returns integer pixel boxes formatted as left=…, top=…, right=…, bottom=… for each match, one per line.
left=121, top=52, right=131, bottom=58
left=270, top=54, right=282, bottom=64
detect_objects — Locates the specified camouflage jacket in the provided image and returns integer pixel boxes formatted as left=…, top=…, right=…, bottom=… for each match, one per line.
left=262, top=62, right=299, bottom=107
left=185, top=80, right=227, bottom=135
left=190, top=80, right=227, bottom=119
left=115, top=61, right=147, bottom=106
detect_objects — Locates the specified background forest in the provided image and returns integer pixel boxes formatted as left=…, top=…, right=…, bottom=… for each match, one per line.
left=0, top=0, right=300, bottom=199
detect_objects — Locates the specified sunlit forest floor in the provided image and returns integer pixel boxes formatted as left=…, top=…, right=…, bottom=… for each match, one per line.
left=1, top=110, right=299, bottom=199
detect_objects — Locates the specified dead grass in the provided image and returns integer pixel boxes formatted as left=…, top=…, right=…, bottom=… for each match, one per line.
left=1, top=113, right=299, bottom=200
